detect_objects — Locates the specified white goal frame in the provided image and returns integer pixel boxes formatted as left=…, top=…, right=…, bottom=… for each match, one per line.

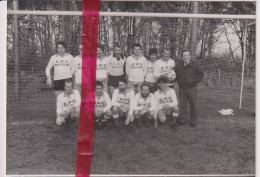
left=7, top=5, right=256, bottom=110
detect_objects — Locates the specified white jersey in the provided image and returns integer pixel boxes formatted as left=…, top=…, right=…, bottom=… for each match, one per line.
left=145, top=60, right=157, bottom=83
left=95, top=91, right=112, bottom=112
left=56, top=89, right=81, bottom=115
left=108, top=54, right=126, bottom=76
left=154, top=59, right=175, bottom=79
left=72, top=55, right=82, bottom=84
left=154, top=87, right=178, bottom=110
left=133, top=93, right=155, bottom=112
left=45, top=53, right=74, bottom=80
left=96, top=57, right=110, bottom=80
left=125, top=55, right=147, bottom=82
left=111, top=88, right=135, bottom=115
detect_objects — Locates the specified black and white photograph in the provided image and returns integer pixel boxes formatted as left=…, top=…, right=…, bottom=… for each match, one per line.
left=3, top=0, right=256, bottom=176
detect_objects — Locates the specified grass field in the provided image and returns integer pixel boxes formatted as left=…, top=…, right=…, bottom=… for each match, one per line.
left=6, top=89, right=255, bottom=175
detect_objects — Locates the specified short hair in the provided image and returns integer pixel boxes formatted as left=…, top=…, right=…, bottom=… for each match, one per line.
left=149, top=48, right=158, bottom=56
left=64, top=78, right=73, bottom=87
left=114, top=43, right=121, bottom=49
left=56, top=41, right=67, bottom=49
left=118, top=78, right=127, bottom=84
left=157, top=76, right=168, bottom=84
left=132, top=43, right=142, bottom=50
left=182, top=49, right=190, bottom=53
left=163, top=46, right=171, bottom=52
left=141, top=83, right=150, bottom=90
left=97, top=43, right=105, bottom=52
left=96, top=81, right=103, bottom=88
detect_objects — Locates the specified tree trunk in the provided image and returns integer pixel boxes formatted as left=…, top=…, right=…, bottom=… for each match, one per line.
left=190, top=1, right=199, bottom=60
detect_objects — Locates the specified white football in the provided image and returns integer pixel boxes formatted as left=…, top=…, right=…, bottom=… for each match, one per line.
left=167, top=70, right=176, bottom=82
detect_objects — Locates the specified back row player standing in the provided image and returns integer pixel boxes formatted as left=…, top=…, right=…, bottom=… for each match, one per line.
left=107, top=44, right=126, bottom=96
left=125, top=43, right=147, bottom=94
left=45, top=41, right=74, bottom=98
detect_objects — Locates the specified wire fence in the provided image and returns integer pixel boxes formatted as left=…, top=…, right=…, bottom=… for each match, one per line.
left=6, top=12, right=255, bottom=112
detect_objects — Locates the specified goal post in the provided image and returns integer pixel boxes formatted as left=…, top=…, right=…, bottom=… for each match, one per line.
left=6, top=4, right=256, bottom=111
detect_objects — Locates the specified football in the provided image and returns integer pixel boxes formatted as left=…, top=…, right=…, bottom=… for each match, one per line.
left=167, top=70, right=176, bottom=82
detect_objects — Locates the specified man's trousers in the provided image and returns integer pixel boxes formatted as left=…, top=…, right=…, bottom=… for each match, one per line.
left=179, top=86, right=197, bottom=125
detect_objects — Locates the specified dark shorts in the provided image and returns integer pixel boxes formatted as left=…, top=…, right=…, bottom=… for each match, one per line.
left=108, top=75, right=125, bottom=87
left=53, top=78, right=71, bottom=91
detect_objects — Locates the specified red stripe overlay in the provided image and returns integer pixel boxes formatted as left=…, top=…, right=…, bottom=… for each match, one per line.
left=76, top=0, right=100, bottom=176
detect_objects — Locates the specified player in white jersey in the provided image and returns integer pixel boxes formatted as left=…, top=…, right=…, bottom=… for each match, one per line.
left=111, top=78, right=135, bottom=133
left=94, top=81, right=112, bottom=130
left=46, top=41, right=74, bottom=98
left=72, top=44, right=82, bottom=95
left=96, top=44, right=109, bottom=92
left=125, top=43, right=147, bottom=94
left=154, top=47, right=176, bottom=87
left=144, top=48, right=159, bottom=93
left=108, top=44, right=126, bottom=97
left=56, top=79, right=81, bottom=132
left=154, top=77, right=179, bottom=131
left=133, top=83, right=156, bottom=127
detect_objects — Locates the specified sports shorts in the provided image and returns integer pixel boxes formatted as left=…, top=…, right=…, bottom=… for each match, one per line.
left=53, top=78, right=72, bottom=91
left=108, top=74, right=125, bottom=87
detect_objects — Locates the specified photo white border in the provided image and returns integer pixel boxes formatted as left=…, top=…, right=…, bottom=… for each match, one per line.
left=0, top=0, right=258, bottom=177
left=0, top=1, right=7, bottom=177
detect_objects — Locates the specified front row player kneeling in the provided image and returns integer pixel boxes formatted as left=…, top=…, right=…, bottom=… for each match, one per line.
left=111, top=78, right=135, bottom=133
left=56, top=79, right=81, bottom=131
left=133, top=83, right=156, bottom=127
left=94, top=81, right=112, bottom=129
left=154, top=77, right=179, bottom=131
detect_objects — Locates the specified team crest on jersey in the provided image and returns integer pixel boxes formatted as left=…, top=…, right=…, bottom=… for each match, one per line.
left=137, top=102, right=151, bottom=108
left=147, top=66, right=154, bottom=73
left=160, top=66, right=172, bottom=73
left=64, top=100, right=76, bottom=107
left=131, top=63, right=143, bottom=69
left=118, top=97, right=130, bottom=104
left=96, top=64, right=107, bottom=70
left=159, top=97, right=173, bottom=104
left=95, top=101, right=107, bottom=108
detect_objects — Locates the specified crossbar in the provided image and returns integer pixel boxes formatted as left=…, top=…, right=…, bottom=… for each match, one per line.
left=7, top=10, right=256, bottom=19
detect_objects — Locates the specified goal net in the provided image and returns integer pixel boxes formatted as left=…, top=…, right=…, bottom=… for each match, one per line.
left=6, top=1, right=255, bottom=112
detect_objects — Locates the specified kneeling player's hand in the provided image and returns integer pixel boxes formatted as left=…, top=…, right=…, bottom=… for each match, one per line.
left=61, top=110, right=68, bottom=116
left=140, top=109, right=147, bottom=115
left=99, top=110, right=104, bottom=115
left=163, top=104, right=169, bottom=110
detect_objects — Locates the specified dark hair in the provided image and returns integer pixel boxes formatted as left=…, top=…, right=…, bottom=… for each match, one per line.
left=118, top=78, right=127, bottom=84
left=56, top=41, right=67, bottom=49
left=132, top=43, right=142, bottom=50
left=182, top=49, right=190, bottom=53
left=163, top=46, right=171, bottom=52
left=97, top=43, right=105, bottom=52
left=96, top=81, right=103, bottom=88
left=141, top=83, right=150, bottom=90
left=63, top=78, right=73, bottom=87
left=157, top=76, right=168, bottom=84
left=114, top=43, right=121, bottom=49
left=149, top=48, right=158, bottom=56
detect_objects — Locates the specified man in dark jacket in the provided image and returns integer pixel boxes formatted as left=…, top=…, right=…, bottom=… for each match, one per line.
left=175, top=50, right=204, bottom=128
